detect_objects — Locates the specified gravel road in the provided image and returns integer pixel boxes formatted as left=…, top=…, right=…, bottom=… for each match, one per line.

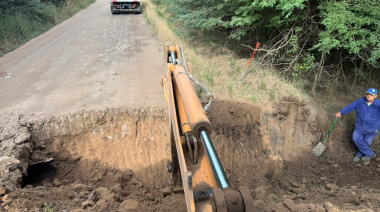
left=0, top=0, right=166, bottom=115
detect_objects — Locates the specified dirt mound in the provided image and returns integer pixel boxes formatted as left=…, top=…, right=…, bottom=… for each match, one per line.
left=1, top=99, right=380, bottom=211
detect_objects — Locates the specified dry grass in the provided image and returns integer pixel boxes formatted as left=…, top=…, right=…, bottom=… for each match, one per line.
left=143, top=0, right=308, bottom=104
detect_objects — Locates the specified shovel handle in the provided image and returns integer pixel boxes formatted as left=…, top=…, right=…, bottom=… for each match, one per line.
left=323, top=117, right=339, bottom=144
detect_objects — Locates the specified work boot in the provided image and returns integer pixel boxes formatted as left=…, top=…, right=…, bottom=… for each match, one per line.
left=361, top=154, right=376, bottom=165
left=361, top=154, right=376, bottom=162
left=353, top=156, right=361, bottom=163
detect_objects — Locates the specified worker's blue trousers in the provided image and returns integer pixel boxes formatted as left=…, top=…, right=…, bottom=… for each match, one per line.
left=353, top=130, right=377, bottom=157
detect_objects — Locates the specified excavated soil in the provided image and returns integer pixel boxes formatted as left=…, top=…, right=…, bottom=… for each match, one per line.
left=1, top=98, right=380, bottom=212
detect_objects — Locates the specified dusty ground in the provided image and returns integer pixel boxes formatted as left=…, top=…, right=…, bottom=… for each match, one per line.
left=1, top=0, right=380, bottom=212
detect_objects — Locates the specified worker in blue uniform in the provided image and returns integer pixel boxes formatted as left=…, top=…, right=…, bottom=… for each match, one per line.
left=335, top=88, right=380, bottom=165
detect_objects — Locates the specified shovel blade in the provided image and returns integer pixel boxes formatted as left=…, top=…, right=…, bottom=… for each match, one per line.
left=312, top=142, right=326, bottom=157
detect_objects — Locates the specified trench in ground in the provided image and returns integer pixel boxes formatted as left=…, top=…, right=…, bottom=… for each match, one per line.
left=19, top=99, right=380, bottom=211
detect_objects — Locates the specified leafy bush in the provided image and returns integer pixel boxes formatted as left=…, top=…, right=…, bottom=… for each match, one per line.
left=315, top=0, right=380, bottom=67
left=154, top=0, right=380, bottom=91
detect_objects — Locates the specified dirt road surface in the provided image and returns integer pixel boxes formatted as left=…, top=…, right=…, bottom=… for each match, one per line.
left=0, top=0, right=166, bottom=115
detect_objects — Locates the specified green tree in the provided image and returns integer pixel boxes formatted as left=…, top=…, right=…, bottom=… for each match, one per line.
left=315, top=0, right=380, bottom=67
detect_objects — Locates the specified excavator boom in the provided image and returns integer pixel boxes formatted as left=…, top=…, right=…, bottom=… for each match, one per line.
left=162, top=45, right=253, bottom=212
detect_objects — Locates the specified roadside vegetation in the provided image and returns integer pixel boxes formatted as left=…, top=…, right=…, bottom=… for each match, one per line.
left=0, top=0, right=95, bottom=56
left=145, top=0, right=380, bottom=113
left=144, top=0, right=305, bottom=106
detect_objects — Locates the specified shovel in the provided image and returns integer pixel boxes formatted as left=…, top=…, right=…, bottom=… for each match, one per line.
left=312, top=117, right=339, bottom=157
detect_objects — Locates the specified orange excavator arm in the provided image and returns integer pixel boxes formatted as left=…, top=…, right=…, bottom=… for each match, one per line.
left=162, top=45, right=254, bottom=212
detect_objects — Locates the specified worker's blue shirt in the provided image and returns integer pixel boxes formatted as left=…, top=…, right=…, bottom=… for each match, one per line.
left=341, top=97, right=380, bottom=135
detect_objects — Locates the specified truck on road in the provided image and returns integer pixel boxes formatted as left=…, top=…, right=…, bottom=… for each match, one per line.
left=109, top=0, right=141, bottom=14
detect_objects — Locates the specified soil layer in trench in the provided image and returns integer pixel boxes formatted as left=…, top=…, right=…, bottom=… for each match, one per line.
left=1, top=99, right=380, bottom=211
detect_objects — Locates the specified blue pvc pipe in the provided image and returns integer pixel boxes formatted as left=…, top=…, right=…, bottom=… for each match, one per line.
left=200, top=130, right=230, bottom=189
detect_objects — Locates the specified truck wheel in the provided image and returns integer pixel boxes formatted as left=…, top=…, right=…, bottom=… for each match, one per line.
left=134, top=6, right=142, bottom=14
left=111, top=7, right=117, bottom=15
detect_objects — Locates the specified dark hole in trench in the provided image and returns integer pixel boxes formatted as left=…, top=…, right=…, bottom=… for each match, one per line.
left=22, top=159, right=57, bottom=187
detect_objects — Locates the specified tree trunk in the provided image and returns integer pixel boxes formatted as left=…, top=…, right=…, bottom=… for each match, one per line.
left=312, top=50, right=326, bottom=94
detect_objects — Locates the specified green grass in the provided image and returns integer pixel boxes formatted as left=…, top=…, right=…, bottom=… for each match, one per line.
left=203, top=69, right=215, bottom=86
left=230, top=57, right=235, bottom=68
left=228, top=84, right=233, bottom=96
left=44, top=202, right=54, bottom=212
left=0, top=0, right=95, bottom=56
left=259, top=82, right=267, bottom=90
left=249, top=96, right=258, bottom=103
left=0, top=12, right=53, bottom=56
left=155, top=8, right=164, bottom=18
left=196, top=86, right=203, bottom=98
